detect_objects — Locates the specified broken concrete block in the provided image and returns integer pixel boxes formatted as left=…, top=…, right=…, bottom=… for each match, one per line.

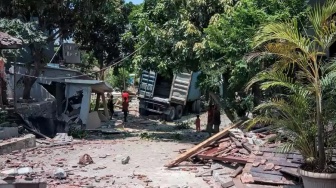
left=17, top=167, right=33, bottom=175
left=0, top=134, right=36, bottom=155
left=264, top=163, right=275, bottom=171
left=0, top=127, right=18, bottom=140
left=121, top=156, right=130, bottom=165
left=1, top=168, right=17, bottom=176
left=241, top=173, right=254, bottom=184
left=260, top=159, right=267, bottom=165
left=54, top=168, right=67, bottom=179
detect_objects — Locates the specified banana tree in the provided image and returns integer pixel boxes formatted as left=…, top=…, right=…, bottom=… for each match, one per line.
left=246, top=0, right=336, bottom=171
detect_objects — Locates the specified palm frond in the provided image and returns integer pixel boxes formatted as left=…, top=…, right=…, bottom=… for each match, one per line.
left=254, top=19, right=312, bottom=56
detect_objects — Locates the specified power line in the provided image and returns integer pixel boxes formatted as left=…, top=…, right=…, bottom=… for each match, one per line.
left=13, top=41, right=148, bottom=80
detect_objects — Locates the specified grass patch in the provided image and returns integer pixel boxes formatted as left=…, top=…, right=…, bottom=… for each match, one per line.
left=174, top=121, right=192, bottom=130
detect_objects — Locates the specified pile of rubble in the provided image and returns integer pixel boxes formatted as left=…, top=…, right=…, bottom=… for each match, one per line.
left=164, top=122, right=317, bottom=187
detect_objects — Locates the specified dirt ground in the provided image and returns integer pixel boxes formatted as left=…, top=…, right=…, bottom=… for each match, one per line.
left=1, top=138, right=219, bottom=188
left=0, top=98, right=234, bottom=188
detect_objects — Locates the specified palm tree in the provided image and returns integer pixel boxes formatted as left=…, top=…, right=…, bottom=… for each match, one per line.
left=246, top=0, right=336, bottom=170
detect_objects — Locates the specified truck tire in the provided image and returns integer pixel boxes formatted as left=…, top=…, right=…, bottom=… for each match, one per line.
left=175, top=105, right=183, bottom=120
left=166, top=106, right=176, bottom=121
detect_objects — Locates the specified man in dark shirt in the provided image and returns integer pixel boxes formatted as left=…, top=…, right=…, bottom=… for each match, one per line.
left=213, top=106, right=221, bottom=133
left=122, top=97, right=129, bottom=122
left=206, top=104, right=214, bottom=136
left=107, top=95, right=114, bottom=119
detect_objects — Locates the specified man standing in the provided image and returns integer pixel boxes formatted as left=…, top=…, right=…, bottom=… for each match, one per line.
left=107, top=94, right=114, bottom=119
left=213, top=106, right=221, bottom=134
left=122, top=90, right=129, bottom=103
left=206, top=104, right=214, bottom=137
left=122, top=97, right=129, bottom=123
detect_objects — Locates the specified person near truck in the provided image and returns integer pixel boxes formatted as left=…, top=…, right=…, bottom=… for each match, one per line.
left=195, top=114, right=201, bottom=132
left=122, top=90, right=129, bottom=103
left=213, top=105, right=221, bottom=133
left=107, top=94, right=115, bottom=119
left=122, top=97, right=129, bottom=122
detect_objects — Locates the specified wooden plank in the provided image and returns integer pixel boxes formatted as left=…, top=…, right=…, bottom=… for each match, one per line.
left=165, top=121, right=244, bottom=168
left=195, top=167, right=222, bottom=177
left=253, top=177, right=293, bottom=185
left=232, top=177, right=245, bottom=188
left=221, top=180, right=234, bottom=188
left=230, top=166, right=244, bottom=178
left=250, top=171, right=283, bottom=182
left=253, top=158, right=301, bottom=168
left=242, top=143, right=253, bottom=153
left=197, top=154, right=248, bottom=164
left=230, top=136, right=242, bottom=148
left=279, top=168, right=301, bottom=178
left=250, top=166, right=283, bottom=176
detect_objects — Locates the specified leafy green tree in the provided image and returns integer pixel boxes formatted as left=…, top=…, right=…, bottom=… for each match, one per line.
left=0, top=18, right=48, bottom=99
left=195, top=0, right=308, bottom=121
left=0, top=0, right=103, bottom=99
left=73, top=0, right=134, bottom=109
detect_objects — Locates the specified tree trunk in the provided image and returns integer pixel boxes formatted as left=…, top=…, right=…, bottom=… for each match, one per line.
left=221, top=74, right=235, bottom=123
left=22, top=47, right=42, bottom=99
left=94, top=58, right=104, bottom=111
left=317, top=93, right=326, bottom=169
left=22, top=77, right=37, bottom=99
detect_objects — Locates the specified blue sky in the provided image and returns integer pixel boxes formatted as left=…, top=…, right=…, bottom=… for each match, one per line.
left=126, top=0, right=143, bottom=4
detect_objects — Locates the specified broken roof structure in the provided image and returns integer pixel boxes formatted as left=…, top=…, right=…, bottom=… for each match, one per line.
left=0, top=32, right=23, bottom=49
left=64, top=79, right=112, bottom=93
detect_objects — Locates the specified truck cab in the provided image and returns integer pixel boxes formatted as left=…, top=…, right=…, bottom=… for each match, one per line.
left=138, top=70, right=201, bottom=121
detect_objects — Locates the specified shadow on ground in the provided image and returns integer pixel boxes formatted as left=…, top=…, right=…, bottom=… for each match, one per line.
left=84, top=110, right=211, bottom=144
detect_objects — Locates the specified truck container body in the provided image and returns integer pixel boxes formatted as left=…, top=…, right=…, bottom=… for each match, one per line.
left=138, top=70, right=201, bottom=121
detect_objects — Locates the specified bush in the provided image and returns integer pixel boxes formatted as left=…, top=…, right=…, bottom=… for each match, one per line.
left=106, top=68, right=131, bottom=90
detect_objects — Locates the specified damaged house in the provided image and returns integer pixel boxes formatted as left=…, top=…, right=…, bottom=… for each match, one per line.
left=4, top=43, right=112, bottom=137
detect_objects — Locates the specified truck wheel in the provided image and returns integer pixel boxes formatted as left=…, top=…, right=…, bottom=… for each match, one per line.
left=166, top=106, right=176, bottom=121
left=139, top=108, right=147, bottom=116
left=175, top=105, right=183, bottom=120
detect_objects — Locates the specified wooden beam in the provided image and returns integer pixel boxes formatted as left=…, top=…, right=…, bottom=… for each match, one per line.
left=230, top=166, right=244, bottom=178
left=165, top=121, right=244, bottom=168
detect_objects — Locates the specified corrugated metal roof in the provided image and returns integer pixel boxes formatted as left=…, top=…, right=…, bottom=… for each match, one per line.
left=64, top=79, right=113, bottom=93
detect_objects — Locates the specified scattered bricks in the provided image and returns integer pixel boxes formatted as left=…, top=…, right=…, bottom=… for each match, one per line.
left=121, top=156, right=130, bottom=165
left=264, top=163, right=275, bottom=171
left=241, top=173, right=254, bottom=184
left=238, top=149, right=249, bottom=155
left=252, top=162, right=260, bottom=167
left=218, top=142, right=230, bottom=149
left=274, top=166, right=282, bottom=170
left=53, top=168, right=67, bottom=179
left=0, top=134, right=36, bottom=155
left=260, top=159, right=267, bottom=165
left=99, top=154, right=107, bottom=158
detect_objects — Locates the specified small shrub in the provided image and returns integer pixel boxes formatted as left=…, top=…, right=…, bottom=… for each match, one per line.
left=68, top=126, right=87, bottom=139
left=175, top=121, right=192, bottom=130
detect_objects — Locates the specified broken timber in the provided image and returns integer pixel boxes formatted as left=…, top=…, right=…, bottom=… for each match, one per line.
left=165, top=121, right=244, bottom=168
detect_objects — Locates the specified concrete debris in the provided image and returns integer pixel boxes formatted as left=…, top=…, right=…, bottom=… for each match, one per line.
left=1, top=168, right=17, bottom=176
left=78, top=154, right=94, bottom=165
left=122, top=156, right=130, bottom=164
left=54, top=168, right=67, bottom=179
left=17, top=167, right=33, bottom=175
left=166, top=123, right=306, bottom=187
